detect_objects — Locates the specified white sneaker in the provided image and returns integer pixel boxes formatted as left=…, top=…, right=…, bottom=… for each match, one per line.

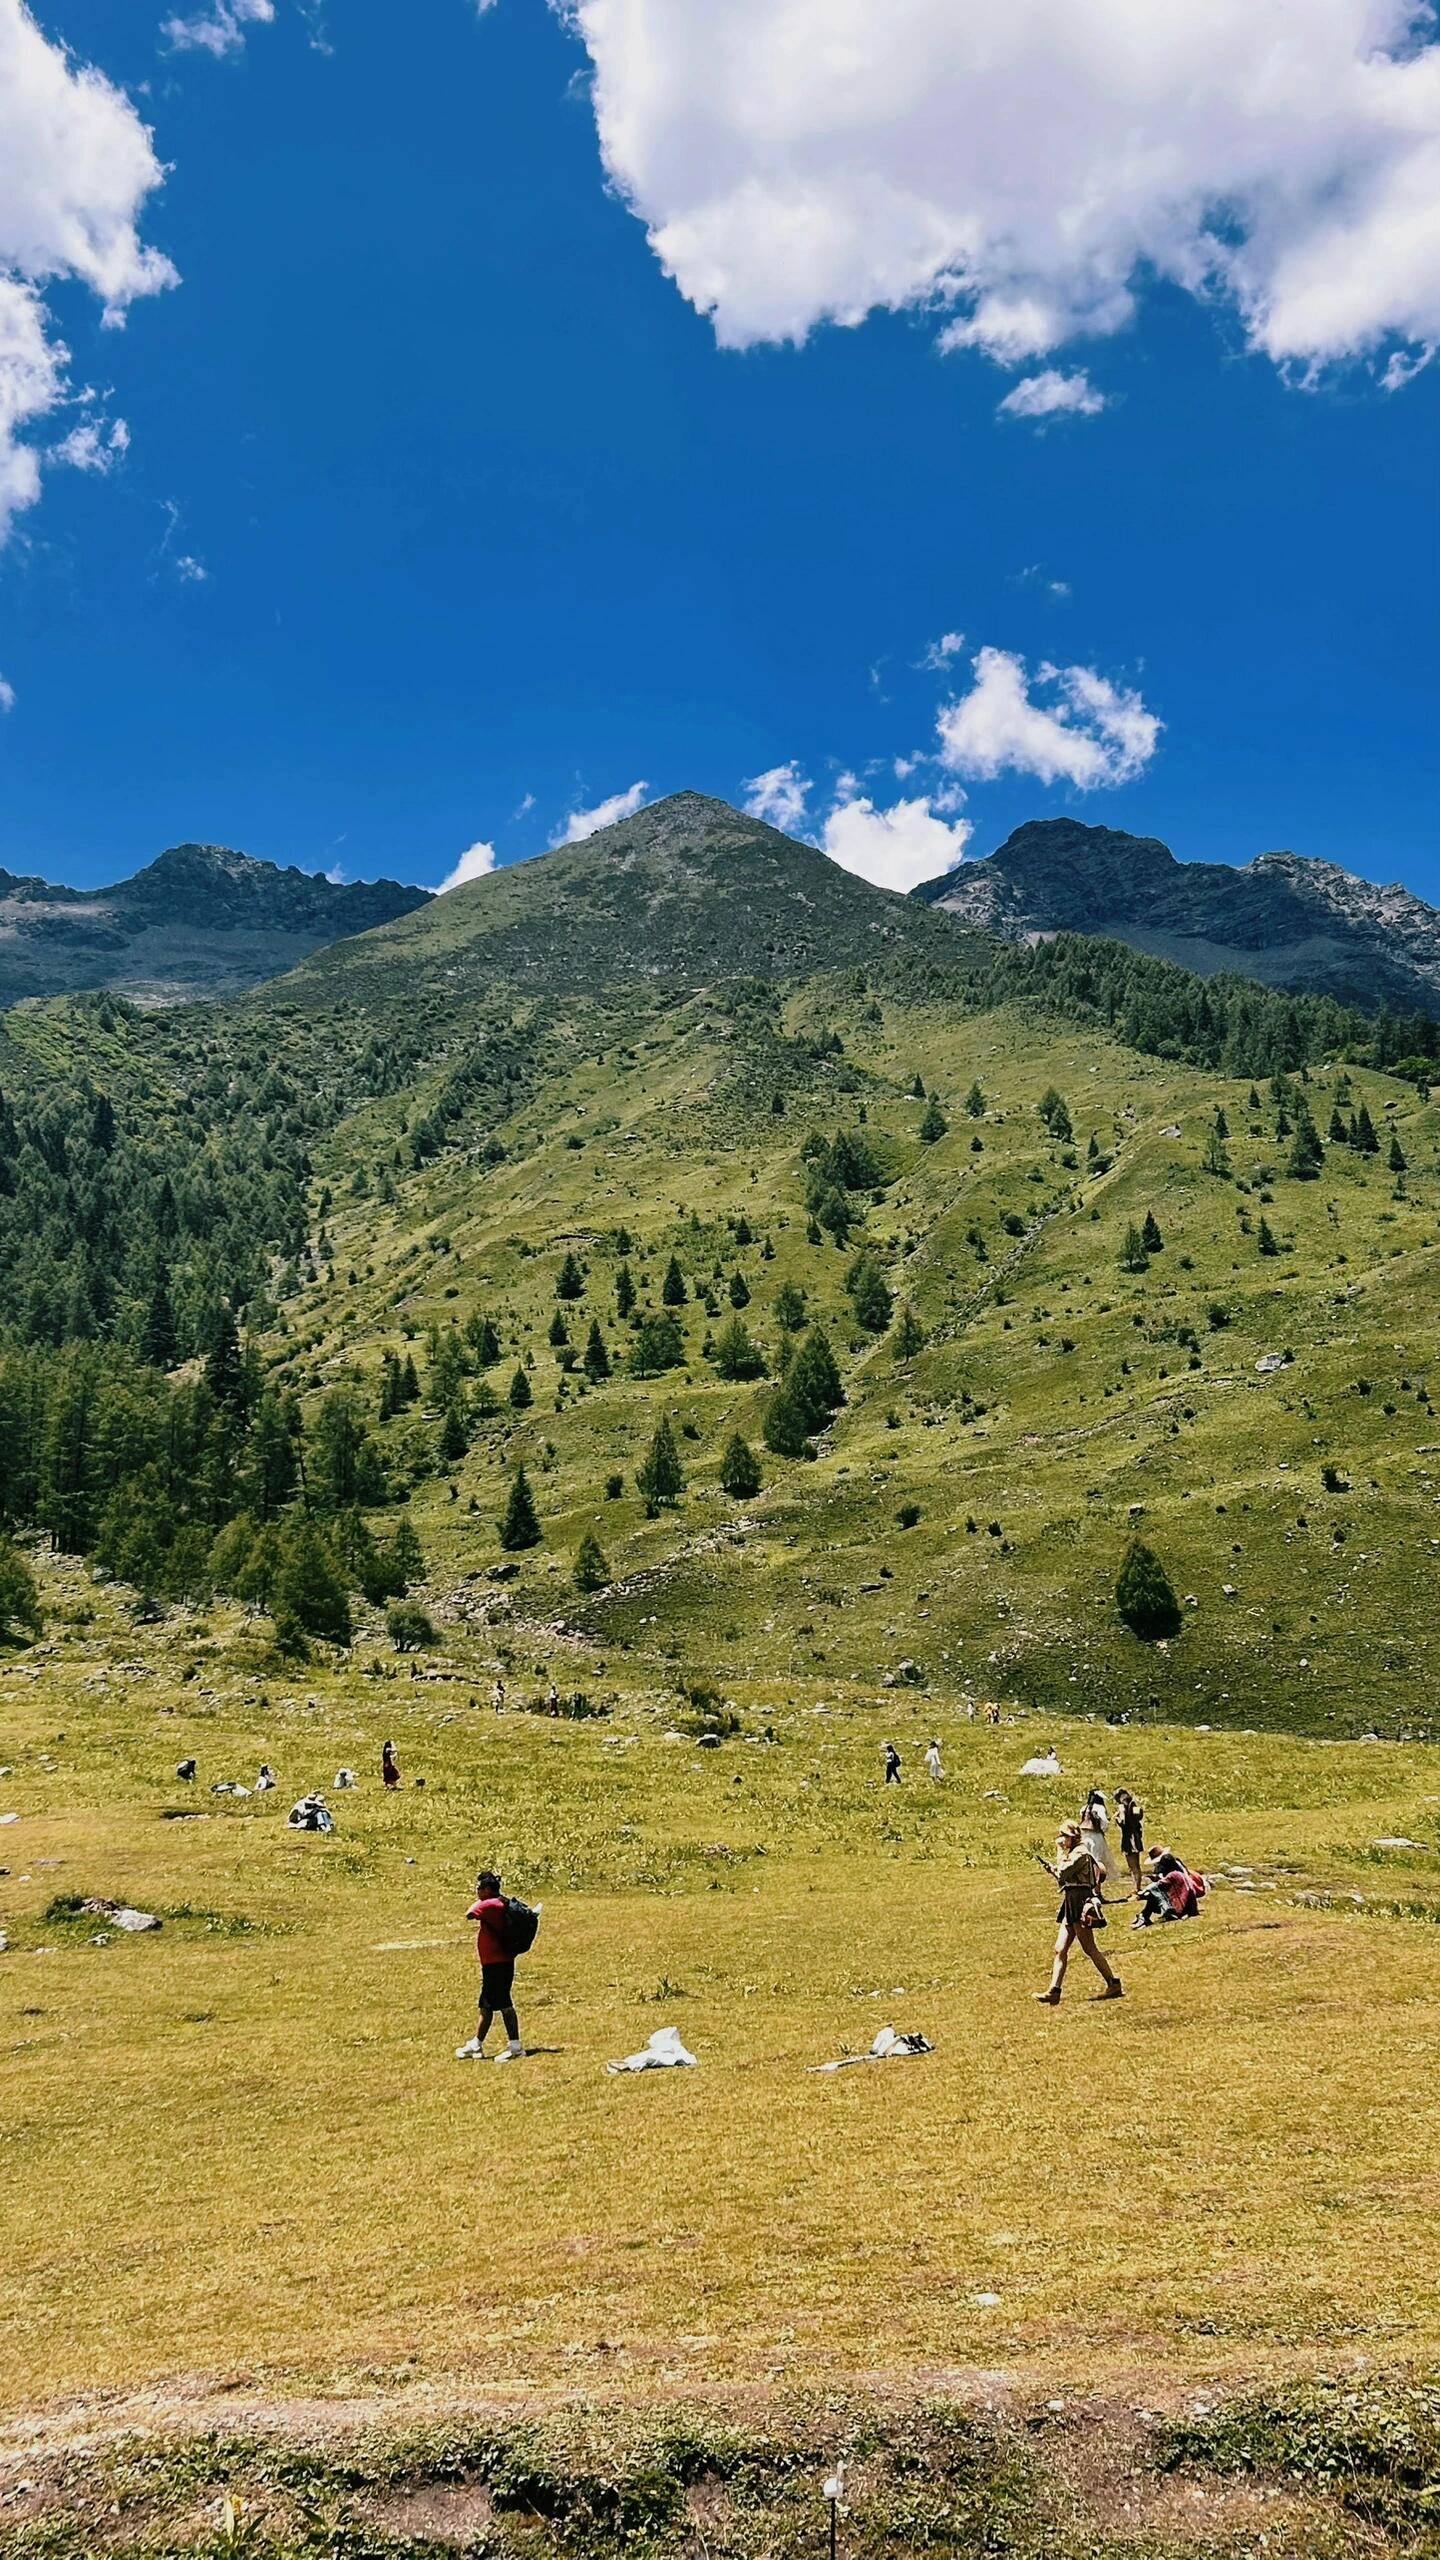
left=455, top=2036, right=487, bottom=2060
left=493, top=2043, right=524, bottom=2063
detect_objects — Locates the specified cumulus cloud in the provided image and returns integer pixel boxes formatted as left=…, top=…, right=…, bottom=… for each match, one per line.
left=162, top=0, right=275, bottom=58
left=743, top=760, right=811, bottom=833
left=936, top=645, right=1161, bottom=789
left=997, top=368, right=1106, bottom=421
left=437, top=839, right=499, bottom=893
left=0, top=0, right=173, bottom=547
left=553, top=0, right=1440, bottom=387
left=553, top=779, right=649, bottom=844
left=0, top=673, right=14, bottom=713
left=821, top=792, right=973, bottom=894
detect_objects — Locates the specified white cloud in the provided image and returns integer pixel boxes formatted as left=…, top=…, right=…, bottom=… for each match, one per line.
left=743, top=760, right=811, bottom=834
left=553, top=0, right=1440, bottom=388
left=0, top=673, right=14, bottom=713
left=919, top=628, right=965, bottom=669
left=162, top=0, right=275, bottom=59
left=553, top=779, right=649, bottom=844
left=323, top=862, right=345, bottom=885
left=0, top=0, right=173, bottom=548
left=437, top=839, right=499, bottom=893
left=51, top=414, right=130, bottom=473
left=820, top=792, right=972, bottom=894
left=997, top=368, right=1106, bottom=421
left=936, top=645, right=1161, bottom=789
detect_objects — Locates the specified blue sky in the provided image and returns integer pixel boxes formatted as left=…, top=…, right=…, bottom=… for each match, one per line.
left=1, top=0, right=1437, bottom=901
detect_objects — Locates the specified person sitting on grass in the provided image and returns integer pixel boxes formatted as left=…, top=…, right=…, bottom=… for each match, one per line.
left=1132, top=1846, right=1207, bottom=1927
left=457, top=1868, right=524, bottom=2062
left=1034, top=1821, right=1123, bottom=2006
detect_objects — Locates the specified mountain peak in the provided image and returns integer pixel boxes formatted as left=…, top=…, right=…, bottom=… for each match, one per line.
left=919, top=819, right=1440, bottom=1014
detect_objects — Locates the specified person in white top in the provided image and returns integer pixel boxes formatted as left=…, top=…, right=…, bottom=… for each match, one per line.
left=1079, top=1788, right=1113, bottom=1883
left=923, top=1739, right=945, bottom=1781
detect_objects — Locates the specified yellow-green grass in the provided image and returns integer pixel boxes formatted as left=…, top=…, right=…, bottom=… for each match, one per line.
left=5, top=1569, right=1440, bottom=2417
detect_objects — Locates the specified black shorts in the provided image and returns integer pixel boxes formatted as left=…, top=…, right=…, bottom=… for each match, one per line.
left=480, top=1961, right=515, bottom=2008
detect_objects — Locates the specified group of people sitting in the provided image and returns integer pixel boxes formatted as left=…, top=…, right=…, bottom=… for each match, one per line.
left=1036, top=1786, right=1207, bottom=2005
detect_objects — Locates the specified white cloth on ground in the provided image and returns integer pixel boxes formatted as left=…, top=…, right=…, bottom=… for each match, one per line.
left=606, top=2026, right=697, bottom=2074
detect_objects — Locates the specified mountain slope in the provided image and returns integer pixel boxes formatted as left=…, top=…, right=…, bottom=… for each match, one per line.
left=0, top=842, right=431, bottom=1009
left=917, top=818, right=1440, bottom=1014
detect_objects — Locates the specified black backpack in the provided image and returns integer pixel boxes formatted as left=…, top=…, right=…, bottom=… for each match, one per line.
left=501, top=1896, right=540, bottom=1957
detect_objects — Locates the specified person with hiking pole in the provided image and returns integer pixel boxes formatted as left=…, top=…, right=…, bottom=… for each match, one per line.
left=456, top=1866, right=540, bottom=2061
left=1033, top=1820, right=1123, bottom=2006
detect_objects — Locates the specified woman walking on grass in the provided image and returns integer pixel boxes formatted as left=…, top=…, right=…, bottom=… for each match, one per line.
left=1115, top=1786, right=1145, bottom=1893
left=1035, top=1821, right=1123, bottom=2006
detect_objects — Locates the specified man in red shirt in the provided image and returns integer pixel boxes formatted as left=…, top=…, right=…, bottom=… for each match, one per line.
left=456, top=1867, right=523, bottom=2061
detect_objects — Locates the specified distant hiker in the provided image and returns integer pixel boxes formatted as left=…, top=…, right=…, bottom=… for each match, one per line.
left=456, top=1867, right=540, bottom=2062
left=381, top=1740, right=400, bottom=1790
left=490, top=1678, right=506, bottom=1713
left=1079, top=1788, right=1114, bottom=1883
left=176, top=1758, right=196, bottom=1783
left=1115, top=1787, right=1145, bottom=1892
left=883, top=1741, right=902, bottom=1785
left=924, top=1739, right=945, bottom=1782
left=1034, top=1821, right=1122, bottom=2006
left=1133, top=1846, right=1207, bottom=1927
left=545, top=1678, right=560, bottom=1713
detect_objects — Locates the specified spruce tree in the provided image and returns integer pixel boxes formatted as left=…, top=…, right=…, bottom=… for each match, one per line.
left=713, top=1316, right=764, bottom=1381
left=401, top=1354, right=421, bottom=1403
left=548, top=1308, right=569, bottom=1348
left=205, top=1304, right=246, bottom=1415
left=0, top=1533, right=42, bottom=1643
left=1257, top=1216, right=1279, bottom=1256
left=662, top=1255, right=688, bottom=1306
left=1202, top=1125, right=1231, bottom=1178
left=469, top=1314, right=501, bottom=1366
left=1121, top=1223, right=1149, bottom=1272
left=272, top=1520, right=352, bottom=1648
left=616, top=1261, right=636, bottom=1318
left=918, top=1096, right=947, bottom=1142
left=1353, top=1102, right=1380, bottom=1155
left=439, top=1401, right=469, bottom=1462
left=498, top=1465, right=542, bottom=1551
left=573, top=1530, right=610, bottom=1593
left=139, top=1270, right=177, bottom=1371
left=389, top=1517, right=425, bottom=1591
left=583, top=1319, right=611, bottom=1381
left=774, top=1280, right=807, bottom=1330
left=1287, top=1110, right=1324, bottom=1179
left=1140, top=1210, right=1164, bottom=1253
left=846, top=1255, right=893, bottom=1332
left=788, top=1328, right=843, bottom=1427
left=556, top=1251, right=585, bottom=1300
left=636, top=1414, right=685, bottom=1514
left=1115, top=1537, right=1182, bottom=1640
left=964, top=1080, right=986, bottom=1117
left=1329, top=1106, right=1348, bottom=1144
left=720, top=1432, right=762, bottom=1497
left=508, top=1364, right=533, bottom=1410
left=727, top=1268, right=751, bottom=1308
left=1388, top=1132, right=1407, bottom=1174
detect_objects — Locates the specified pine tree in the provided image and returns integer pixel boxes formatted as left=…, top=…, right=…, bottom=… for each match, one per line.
left=616, top=1261, right=637, bottom=1318
left=846, top=1255, right=893, bottom=1333
left=727, top=1268, right=751, bottom=1308
left=662, top=1255, right=688, bottom=1306
left=508, top=1365, right=533, bottom=1410
left=720, top=1432, right=762, bottom=1497
left=614, top=1225, right=632, bottom=1254
left=401, top=1354, right=421, bottom=1403
left=583, top=1319, right=611, bottom=1382
left=1115, top=1537, right=1181, bottom=1640
left=712, top=1316, right=764, bottom=1381
left=892, top=1303, right=925, bottom=1360
left=1287, top=1110, right=1324, bottom=1179
left=1257, top=1215, right=1279, bottom=1256
left=774, top=1280, right=807, bottom=1330
left=498, top=1465, right=542, bottom=1551
left=1121, top=1223, right=1149, bottom=1272
left=272, top=1520, right=352, bottom=1648
left=205, top=1304, right=246, bottom=1415
left=573, top=1530, right=610, bottom=1593
left=548, top=1308, right=569, bottom=1348
left=636, top=1414, right=685, bottom=1514
left=468, top=1313, right=501, bottom=1366
left=910, top=1073, right=926, bottom=1098
left=1213, top=1105, right=1230, bottom=1139
left=1388, top=1132, right=1408, bottom=1174
left=734, top=1217, right=753, bottom=1246
left=788, top=1328, right=844, bottom=1428
left=762, top=1382, right=811, bottom=1458
left=964, top=1080, right=986, bottom=1117
left=0, top=1532, right=42, bottom=1643
left=1329, top=1106, right=1348, bottom=1144
left=1202, top=1126, right=1231, bottom=1178
left=556, top=1251, right=585, bottom=1300
left=439, top=1401, right=469, bottom=1462
left=1140, top=1210, right=1164, bottom=1254
left=918, top=1096, right=947, bottom=1142
left=139, top=1270, right=177, bottom=1371
left=628, top=1310, right=684, bottom=1376
left=1353, top=1102, right=1380, bottom=1155
left=389, top=1517, right=425, bottom=1591
left=379, top=1351, right=403, bottom=1420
